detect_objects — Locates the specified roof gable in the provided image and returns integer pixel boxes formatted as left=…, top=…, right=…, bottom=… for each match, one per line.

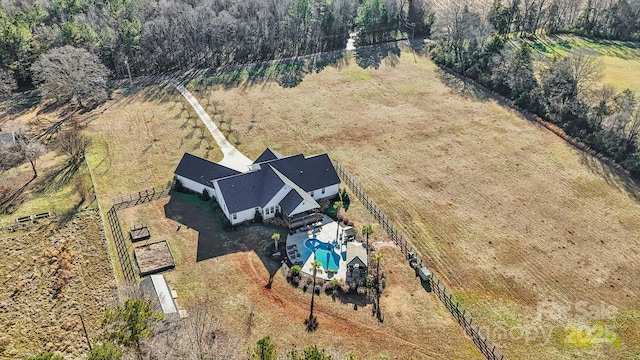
left=216, top=166, right=285, bottom=213
left=253, top=148, right=285, bottom=164
left=261, top=153, right=340, bottom=192
left=174, top=153, right=240, bottom=187
left=346, top=242, right=368, bottom=267
left=279, top=190, right=303, bottom=215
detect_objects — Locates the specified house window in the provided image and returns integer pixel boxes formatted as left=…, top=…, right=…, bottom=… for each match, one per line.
left=270, top=206, right=275, bottom=214
left=310, top=191, right=314, bottom=197
left=321, top=188, right=325, bottom=194
left=232, top=213, right=237, bottom=220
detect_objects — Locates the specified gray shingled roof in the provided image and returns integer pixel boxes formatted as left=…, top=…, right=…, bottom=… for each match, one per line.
left=279, top=190, right=303, bottom=216
left=216, top=166, right=285, bottom=213
left=346, top=242, right=368, bottom=268
left=260, top=153, right=340, bottom=192
left=253, top=148, right=285, bottom=164
left=0, top=132, right=15, bottom=148
left=174, top=153, right=240, bottom=187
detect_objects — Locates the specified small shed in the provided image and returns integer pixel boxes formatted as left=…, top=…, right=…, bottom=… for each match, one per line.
left=0, top=132, right=15, bottom=148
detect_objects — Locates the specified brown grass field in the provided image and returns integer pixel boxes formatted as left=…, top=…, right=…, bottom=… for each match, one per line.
left=84, top=81, right=482, bottom=358
left=50, top=43, right=639, bottom=358
left=172, top=49, right=639, bottom=359
left=0, top=210, right=117, bottom=359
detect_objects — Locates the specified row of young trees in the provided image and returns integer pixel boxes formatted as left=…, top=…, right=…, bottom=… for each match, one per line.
left=432, top=2, right=640, bottom=178
left=486, top=0, right=640, bottom=40
left=0, top=0, right=435, bottom=93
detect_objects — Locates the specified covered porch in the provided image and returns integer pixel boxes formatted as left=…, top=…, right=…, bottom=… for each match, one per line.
left=284, top=210, right=323, bottom=230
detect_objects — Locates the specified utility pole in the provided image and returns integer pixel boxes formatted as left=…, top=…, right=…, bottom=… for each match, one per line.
left=124, top=56, right=133, bottom=87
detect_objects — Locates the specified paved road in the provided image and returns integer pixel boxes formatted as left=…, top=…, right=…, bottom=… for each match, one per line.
left=167, top=80, right=252, bottom=172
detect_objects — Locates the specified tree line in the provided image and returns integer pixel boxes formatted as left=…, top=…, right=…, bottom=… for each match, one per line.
left=0, top=0, right=435, bottom=94
left=486, top=0, right=640, bottom=40
left=432, top=2, right=640, bottom=178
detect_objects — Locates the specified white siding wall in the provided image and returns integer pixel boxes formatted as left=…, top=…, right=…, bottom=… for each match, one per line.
left=290, top=199, right=319, bottom=216
left=176, top=176, right=215, bottom=198
left=262, top=185, right=289, bottom=220
left=230, top=208, right=257, bottom=225
left=310, top=183, right=339, bottom=200
left=212, top=181, right=230, bottom=219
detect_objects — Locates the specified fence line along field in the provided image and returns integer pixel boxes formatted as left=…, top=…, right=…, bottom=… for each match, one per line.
left=185, top=49, right=640, bottom=359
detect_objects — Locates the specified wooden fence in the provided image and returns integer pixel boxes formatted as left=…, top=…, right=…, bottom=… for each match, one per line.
left=333, top=161, right=506, bottom=360
left=106, top=206, right=136, bottom=284
left=112, top=183, right=172, bottom=210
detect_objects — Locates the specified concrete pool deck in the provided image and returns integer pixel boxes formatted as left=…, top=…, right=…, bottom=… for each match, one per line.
left=286, top=215, right=351, bottom=281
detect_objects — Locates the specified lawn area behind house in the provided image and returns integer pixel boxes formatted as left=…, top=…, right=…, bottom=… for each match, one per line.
left=116, top=191, right=482, bottom=359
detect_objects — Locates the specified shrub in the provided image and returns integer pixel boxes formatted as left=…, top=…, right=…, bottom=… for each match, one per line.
left=173, top=178, right=184, bottom=192
left=254, top=209, right=263, bottom=223
left=222, top=218, right=232, bottom=231
left=290, top=265, right=301, bottom=277
left=87, top=343, right=123, bottom=360
left=200, top=189, right=211, bottom=201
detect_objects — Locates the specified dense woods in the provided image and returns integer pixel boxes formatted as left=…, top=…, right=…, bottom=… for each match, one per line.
left=0, top=0, right=433, bottom=89
left=432, top=1, right=640, bottom=178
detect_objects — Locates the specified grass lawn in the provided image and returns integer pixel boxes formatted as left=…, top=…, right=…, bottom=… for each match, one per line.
left=521, top=34, right=640, bottom=93
left=116, top=191, right=482, bottom=359
left=179, top=47, right=640, bottom=359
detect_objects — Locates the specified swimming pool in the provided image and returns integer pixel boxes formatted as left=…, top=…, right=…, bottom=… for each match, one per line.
left=304, top=238, right=341, bottom=272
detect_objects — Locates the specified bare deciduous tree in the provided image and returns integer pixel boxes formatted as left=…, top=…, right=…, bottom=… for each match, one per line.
left=31, top=45, right=110, bottom=109
left=3, top=122, right=46, bottom=178
left=0, top=68, right=17, bottom=99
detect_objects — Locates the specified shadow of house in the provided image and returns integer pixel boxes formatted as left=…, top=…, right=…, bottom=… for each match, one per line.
left=163, top=192, right=287, bottom=283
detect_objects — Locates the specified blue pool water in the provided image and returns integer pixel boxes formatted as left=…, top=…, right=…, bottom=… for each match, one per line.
left=303, top=238, right=341, bottom=272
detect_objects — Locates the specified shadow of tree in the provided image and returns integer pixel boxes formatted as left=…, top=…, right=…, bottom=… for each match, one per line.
left=578, top=152, right=640, bottom=202
left=0, top=93, right=42, bottom=119
left=34, top=160, right=81, bottom=195
left=434, top=68, right=490, bottom=102
left=354, top=43, right=401, bottom=70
